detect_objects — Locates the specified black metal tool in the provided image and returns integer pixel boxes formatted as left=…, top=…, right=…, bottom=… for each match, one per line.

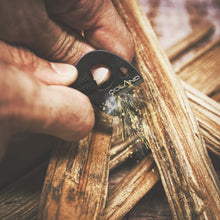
left=70, top=50, right=143, bottom=113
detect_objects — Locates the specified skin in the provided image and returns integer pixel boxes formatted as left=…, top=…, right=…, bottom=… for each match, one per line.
left=0, top=0, right=134, bottom=160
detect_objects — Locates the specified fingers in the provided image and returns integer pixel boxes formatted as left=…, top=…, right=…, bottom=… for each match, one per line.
left=0, top=62, right=95, bottom=143
left=0, top=41, right=78, bottom=85
left=0, top=0, right=134, bottom=65
left=0, top=0, right=94, bottom=65
left=46, top=0, right=135, bottom=61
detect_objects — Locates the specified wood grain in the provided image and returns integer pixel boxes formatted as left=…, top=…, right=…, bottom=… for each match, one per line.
left=38, top=126, right=112, bottom=219
left=104, top=83, right=220, bottom=220
left=166, top=23, right=215, bottom=61
left=112, top=0, right=220, bottom=219
left=177, top=38, right=220, bottom=98
left=0, top=161, right=48, bottom=220
left=183, top=81, right=220, bottom=156
left=105, top=155, right=159, bottom=220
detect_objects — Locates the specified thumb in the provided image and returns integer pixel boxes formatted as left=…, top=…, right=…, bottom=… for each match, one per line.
left=0, top=41, right=78, bottom=86
left=0, top=62, right=95, bottom=142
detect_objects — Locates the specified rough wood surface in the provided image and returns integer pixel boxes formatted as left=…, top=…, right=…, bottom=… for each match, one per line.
left=183, top=81, right=220, bottom=156
left=1, top=85, right=218, bottom=219
left=0, top=161, right=48, bottom=220
left=105, top=155, right=159, bottom=220
left=103, top=83, right=220, bottom=220
left=112, top=0, right=220, bottom=219
left=103, top=82, right=220, bottom=219
left=38, top=127, right=112, bottom=220
left=166, top=23, right=214, bottom=61
left=177, top=38, right=220, bottom=98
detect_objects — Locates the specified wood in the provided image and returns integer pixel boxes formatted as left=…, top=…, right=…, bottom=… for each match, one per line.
left=0, top=161, right=48, bottom=220
left=1, top=82, right=219, bottom=219
left=110, top=135, right=138, bottom=156
left=1, top=1, right=220, bottom=219
left=1, top=10, right=219, bottom=219
left=38, top=126, right=112, bottom=219
left=166, top=23, right=215, bottom=61
left=110, top=136, right=141, bottom=170
left=104, top=82, right=220, bottom=220
left=183, top=81, right=220, bottom=156
left=2, top=5, right=219, bottom=220
left=112, top=0, right=220, bottom=219
left=177, top=38, right=220, bottom=98
left=105, top=155, right=159, bottom=220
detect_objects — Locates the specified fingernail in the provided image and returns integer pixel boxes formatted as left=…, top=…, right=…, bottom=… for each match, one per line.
left=50, top=63, right=78, bottom=80
left=90, top=65, right=110, bottom=86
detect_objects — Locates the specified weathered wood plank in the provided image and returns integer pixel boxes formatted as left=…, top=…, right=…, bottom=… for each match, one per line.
left=183, top=81, right=220, bottom=156
left=166, top=23, right=215, bottom=61
left=38, top=125, right=112, bottom=219
left=177, top=38, right=220, bottom=98
left=105, top=155, right=159, bottom=220
left=112, top=0, right=220, bottom=219
left=104, top=83, right=220, bottom=219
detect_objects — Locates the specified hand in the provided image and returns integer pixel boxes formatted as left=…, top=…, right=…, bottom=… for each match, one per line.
left=0, top=0, right=135, bottom=160
left=0, top=0, right=134, bottom=63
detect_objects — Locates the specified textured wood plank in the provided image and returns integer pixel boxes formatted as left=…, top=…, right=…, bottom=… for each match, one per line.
left=1, top=2, right=220, bottom=219
left=112, top=0, right=220, bottom=219
left=166, top=23, right=214, bottom=61
left=38, top=126, right=112, bottom=219
left=0, top=161, right=48, bottom=220
left=105, top=155, right=159, bottom=220
left=177, top=38, right=220, bottom=98
left=183, top=81, right=220, bottom=156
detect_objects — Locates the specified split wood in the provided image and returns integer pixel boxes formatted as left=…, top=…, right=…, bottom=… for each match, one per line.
left=110, top=0, right=220, bottom=219
left=166, top=23, right=215, bottom=61
left=177, top=38, right=220, bottom=98
left=38, top=127, right=112, bottom=219
left=106, top=82, right=220, bottom=219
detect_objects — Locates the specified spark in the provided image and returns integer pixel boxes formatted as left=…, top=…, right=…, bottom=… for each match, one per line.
left=102, top=85, right=151, bottom=157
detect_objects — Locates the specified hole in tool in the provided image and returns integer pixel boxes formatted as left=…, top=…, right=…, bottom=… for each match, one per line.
left=120, top=67, right=129, bottom=77
left=90, top=64, right=111, bottom=88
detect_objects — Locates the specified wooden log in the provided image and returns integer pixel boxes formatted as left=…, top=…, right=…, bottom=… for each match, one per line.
left=38, top=124, right=112, bottom=219
left=177, top=38, right=220, bottom=98
left=112, top=0, right=220, bottom=219
left=166, top=23, right=215, bottom=61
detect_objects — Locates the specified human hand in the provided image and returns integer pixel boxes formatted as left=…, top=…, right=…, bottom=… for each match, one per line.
left=0, top=0, right=134, bottom=63
left=0, top=0, right=134, bottom=159
left=0, top=42, right=95, bottom=159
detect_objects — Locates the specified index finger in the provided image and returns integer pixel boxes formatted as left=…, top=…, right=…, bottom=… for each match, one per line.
left=46, top=0, right=135, bottom=61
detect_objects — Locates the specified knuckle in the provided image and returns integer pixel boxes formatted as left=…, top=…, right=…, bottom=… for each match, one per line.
left=63, top=93, right=95, bottom=141
left=44, top=33, right=78, bottom=64
left=70, top=95, right=95, bottom=140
